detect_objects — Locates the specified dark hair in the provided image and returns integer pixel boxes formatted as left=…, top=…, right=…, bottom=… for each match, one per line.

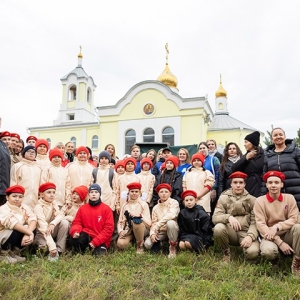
left=198, top=141, right=209, bottom=150
left=146, top=149, right=157, bottom=165
left=220, top=142, right=243, bottom=172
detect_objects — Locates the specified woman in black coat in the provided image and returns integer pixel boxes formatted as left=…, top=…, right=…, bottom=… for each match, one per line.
left=262, top=127, right=300, bottom=210
left=231, top=131, right=264, bottom=197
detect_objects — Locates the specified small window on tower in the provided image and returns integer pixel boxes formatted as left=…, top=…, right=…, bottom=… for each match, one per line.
left=67, top=114, right=75, bottom=121
left=68, top=85, right=77, bottom=101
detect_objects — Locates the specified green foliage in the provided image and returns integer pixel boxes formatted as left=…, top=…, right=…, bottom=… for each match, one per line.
left=294, top=128, right=300, bottom=148
left=263, top=129, right=272, bottom=147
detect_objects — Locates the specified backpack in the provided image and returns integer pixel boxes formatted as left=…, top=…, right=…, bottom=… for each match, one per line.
left=92, top=168, right=114, bottom=188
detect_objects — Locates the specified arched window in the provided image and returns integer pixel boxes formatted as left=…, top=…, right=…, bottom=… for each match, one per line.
left=87, top=87, right=91, bottom=103
left=162, top=126, right=174, bottom=146
left=218, top=102, right=223, bottom=110
left=125, top=129, right=136, bottom=155
left=143, top=128, right=155, bottom=143
left=68, top=85, right=77, bottom=101
left=46, top=138, right=51, bottom=149
left=70, top=136, right=77, bottom=148
left=92, top=135, right=98, bottom=149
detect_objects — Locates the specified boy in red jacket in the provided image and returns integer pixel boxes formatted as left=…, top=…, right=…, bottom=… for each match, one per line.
left=69, top=183, right=114, bottom=255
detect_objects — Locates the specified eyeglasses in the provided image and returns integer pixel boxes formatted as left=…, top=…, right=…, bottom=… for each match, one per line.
left=26, top=150, right=36, bottom=154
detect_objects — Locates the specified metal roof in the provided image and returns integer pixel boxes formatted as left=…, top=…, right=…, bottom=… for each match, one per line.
left=60, top=66, right=89, bottom=80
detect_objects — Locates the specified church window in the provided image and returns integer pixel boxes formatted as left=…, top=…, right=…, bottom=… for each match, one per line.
left=67, top=114, right=75, bottom=121
left=92, top=135, right=98, bottom=149
left=143, top=128, right=155, bottom=142
left=218, top=102, right=223, bottom=110
left=68, top=85, right=77, bottom=101
left=46, top=138, right=51, bottom=148
left=70, top=136, right=77, bottom=147
left=125, top=129, right=136, bottom=155
left=87, top=88, right=91, bottom=103
left=162, top=126, right=174, bottom=146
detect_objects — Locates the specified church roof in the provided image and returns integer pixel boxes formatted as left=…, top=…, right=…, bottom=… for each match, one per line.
left=208, top=114, right=258, bottom=131
left=60, top=66, right=89, bottom=80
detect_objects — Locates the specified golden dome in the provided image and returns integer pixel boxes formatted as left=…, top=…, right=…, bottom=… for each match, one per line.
left=157, top=63, right=178, bottom=88
left=215, top=75, right=227, bottom=97
left=78, top=52, right=83, bottom=58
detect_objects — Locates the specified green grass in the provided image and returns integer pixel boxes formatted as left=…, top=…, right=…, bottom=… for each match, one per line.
left=1, top=245, right=300, bottom=300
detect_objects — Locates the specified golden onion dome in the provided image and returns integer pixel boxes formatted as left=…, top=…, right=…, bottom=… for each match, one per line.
left=78, top=52, right=83, bottom=58
left=157, top=63, right=178, bottom=88
left=215, top=75, right=227, bottom=97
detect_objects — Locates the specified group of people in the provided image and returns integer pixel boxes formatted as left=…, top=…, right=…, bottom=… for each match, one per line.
left=1, top=127, right=300, bottom=276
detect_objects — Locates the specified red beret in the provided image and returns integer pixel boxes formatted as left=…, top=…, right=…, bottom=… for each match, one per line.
left=0, top=131, right=10, bottom=138
left=75, top=146, right=89, bottom=156
left=127, top=182, right=142, bottom=190
left=160, top=162, right=166, bottom=171
left=115, top=160, right=125, bottom=171
left=35, top=139, right=49, bottom=151
left=165, top=155, right=179, bottom=169
left=39, top=182, right=56, bottom=193
left=229, top=172, right=248, bottom=179
left=191, top=153, right=205, bottom=165
left=6, top=185, right=25, bottom=195
left=124, top=157, right=137, bottom=168
left=26, top=136, right=37, bottom=143
left=10, top=133, right=20, bottom=140
left=73, top=185, right=89, bottom=202
left=140, top=157, right=153, bottom=169
left=155, top=183, right=172, bottom=193
left=263, top=171, right=285, bottom=182
left=49, top=148, right=63, bottom=160
left=181, top=190, right=197, bottom=199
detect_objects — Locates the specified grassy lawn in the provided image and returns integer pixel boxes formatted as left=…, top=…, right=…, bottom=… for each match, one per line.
left=1, top=245, right=300, bottom=300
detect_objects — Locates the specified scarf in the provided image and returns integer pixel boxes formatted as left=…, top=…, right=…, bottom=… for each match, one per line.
left=228, top=155, right=240, bottom=164
left=208, top=150, right=217, bottom=156
left=89, top=199, right=102, bottom=206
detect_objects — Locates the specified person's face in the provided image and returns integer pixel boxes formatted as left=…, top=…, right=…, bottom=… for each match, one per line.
left=89, top=190, right=100, bottom=201
left=166, top=160, right=174, bottom=170
left=93, top=156, right=98, bottom=162
left=142, top=162, right=150, bottom=171
left=109, top=163, right=115, bottom=169
left=129, top=189, right=140, bottom=200
left=106, top=145, right=115, bottom=156
left=77, top=151, right=88, bottom=161
left=51, top=155, right=62, bottom=166
left=184, top=196, right=196, bottom=208
left=198, top=145, right=208, bottom=156
left=15, top=142, right=23, bottom=154
left=27, top=139, right=36, bottom=146
left=99, top=157, right=109, bottom=165
left=125, top=161, right=135, bottom=172
left=66, top=143, right=75, bottom=154
left=192, top=158, right=202, bottom=168
left=162, top=150, right=171, bottom=158
left=178, top=150, right=187, bottom=162
left=117, top=166, right=125, bottom=174
left=231, top=179, right=246, bottom=195
left=158, top=188, right=171, bottom=202
left=72, top=192, right=82, bottom=204
left=158, top=151, right=163, bottom=159
left=1, top=136, right=11, bottom=147
left=10, top=137, right=19, bottom=149
left=146, top=151, right=155, bottom=161
left=6, top=193, right=24, bottom=207
left=244, top=140, right=254, bottom=151
left=228, top=144, right=238, bottom=157
left=131, top=148, right=140, bottom=159
left=56, top=145, right=65, bottom=153
left=272, top=129, right=286, bottom=146
left=24, top=149, right=36, bottom=161
left=41, top=189, right=56, bottom=203
left=207, top=141, right=216, bottom=151
left=266, top=176, right=283, bottom=195
left=37, top=144, right=47, bottom=155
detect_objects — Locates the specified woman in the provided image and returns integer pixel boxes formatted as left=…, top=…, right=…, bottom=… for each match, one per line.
left=146, top=149, right=157, bottom=169
left=177, top=148, right=192, bottom=176
left=263, top=127, right=300, bottom=209
left=206, top=139, right=223, bottom=163
left=231, top=131, right=264, bottom=197
left=218, top=142, right=243, bottom=195
left=104, top=144, right=118, bottom=161
left=63, top=141, right=76, bottom=167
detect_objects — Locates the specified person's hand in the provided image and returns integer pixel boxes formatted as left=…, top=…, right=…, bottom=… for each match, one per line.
left=89, top=243, right=95, bottom=249
left=21, top=233, right=34, bottom=246
left=279, top=242, right=294, bottom=255
left=210, top=190, right=217, bottom=202
left=240, top=236, right=252, bottom=248
left=116, top=208, right=120, bottom=215
left=150, top=234, right=158, bottom=243
left=73, top=232, right=80, bottom=238
left=246, top=150, right=257, bottom=160
left=263, top=225, right=278, bottom=240
left=119, top=230, right=127, bottom=239
left=228, top=216, right=242, bottom=231
left=46, top=224, right=55, bottom=236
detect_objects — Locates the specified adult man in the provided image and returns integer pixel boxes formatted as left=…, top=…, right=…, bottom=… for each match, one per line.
left=212, top=171, right=259, bottom=263
left=254, top=171, right=300, bottom=275
left=0, top=138, right=10, bottom=205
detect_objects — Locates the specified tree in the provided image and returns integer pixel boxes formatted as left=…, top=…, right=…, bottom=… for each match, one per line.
left=294, top=128, right=300, bottom=148
left=263, top=129, right=272, bottom=147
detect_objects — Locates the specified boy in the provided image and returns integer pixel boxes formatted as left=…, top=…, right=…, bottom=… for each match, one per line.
left=35, top=139, right=51, bottom=171
left=254, top=171, right=300, bottom=275
left=34, top=183, right=69, bottom=258
left=212, top=171, right=259, bottom=263
left=144, top=183, right=179, bottom=258
left=26, top=136, right=37, bottom=146
left=152, top=147, right=172, bottom=177
left=69, top=184, right=114, bottom=255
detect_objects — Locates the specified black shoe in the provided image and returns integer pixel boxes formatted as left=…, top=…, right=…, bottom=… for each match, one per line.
left=151, top=241, right=161, bottom=253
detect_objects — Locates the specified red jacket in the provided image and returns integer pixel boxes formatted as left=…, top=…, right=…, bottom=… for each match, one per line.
left=70, top=201, right=114, bottom=248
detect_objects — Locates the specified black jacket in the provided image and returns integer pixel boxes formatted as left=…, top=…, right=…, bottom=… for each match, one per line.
left=218, top=160, right=235, bottom=195
left=231, top=147, right=264, bottom=197
left=0, top=140, right=11, bottom=196
left=262, top=139, right=300, bottom=209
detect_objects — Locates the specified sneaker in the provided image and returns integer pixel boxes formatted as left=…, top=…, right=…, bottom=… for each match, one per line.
left=291, top=255, right=300, bottom=276
left=222, top=248, right=231, bottom=264
left=48, top=250, right=59, bottom=262
left=136, top=241, right=144, bottom=254
left=9, top=250, right=26, bottom=263
left=0, top=251, right=18, bottom=264
left=150, top=241, right=161, bottom=254
left=168, top=241, right=177, bottom=259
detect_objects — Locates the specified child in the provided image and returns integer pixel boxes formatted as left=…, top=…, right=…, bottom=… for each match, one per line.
left=130, top=145, right=141, bottom=174
left=26, top=136, right=37, bottom=146
left=34, top=183, right=69, bottom=258
left=41, top=148, right=71, bottom=209
left=61, top=185, right=88, bottom=225
left=144, top=183, right=179, bottom=258
left=182, top=153, right=215, bottom=215
left=146, top=149, right=157, bottom=170
left=35, top=139, right=51, bottom=171
left=69, top=184, right=114, bottom=255
left=178, top=190, right=213, bottom=253
left=117, top=182, right=151, bottom=254
left=0, top=185, right=37, bottom=264
left=137, top=157, right=155, bottom=207
left=115, top=157, right=140, bottom=214
left=152, top=155, right=182, bottom=206
left=152, top=147, right=171, bottom=177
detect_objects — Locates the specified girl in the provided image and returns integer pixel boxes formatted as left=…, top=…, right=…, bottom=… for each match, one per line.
left=35, top=139, right=51, bottom=171
left=206, top=139, right=223, bottom=164
left=146, top=148, right=157, bottom=169
left=182, top=153, right=215, bottom=215
left=63, top=141, right=76, bottom=167
left=105, top=143, right=119, bottom=161
left=177, top=148, right=191, bottom=177
left=178, top=190, right=213, bottom=253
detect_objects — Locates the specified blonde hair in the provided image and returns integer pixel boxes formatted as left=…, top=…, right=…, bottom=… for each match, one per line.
left=177, top=148, right=191, bottom=164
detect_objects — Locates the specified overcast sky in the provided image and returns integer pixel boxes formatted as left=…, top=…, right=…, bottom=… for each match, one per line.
left=1, top=0, right=299, bottom=144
